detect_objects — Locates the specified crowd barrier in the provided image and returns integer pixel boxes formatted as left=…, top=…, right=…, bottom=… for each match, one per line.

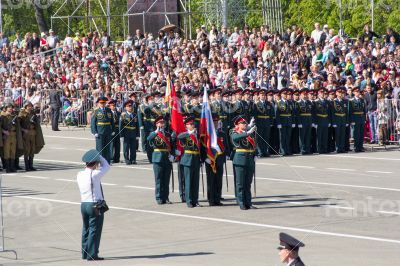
left=375, top=99, right=400, bottom=146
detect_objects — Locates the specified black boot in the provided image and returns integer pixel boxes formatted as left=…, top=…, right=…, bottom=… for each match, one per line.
left=4, top=160, right=10, bottom=173
left=15, top=158, right=22, bottom=171
left=24, top=156, right=30, bottom=172
left=9, top=159, right=16, bottom=173
left=29, top=157, right=37, bottom=171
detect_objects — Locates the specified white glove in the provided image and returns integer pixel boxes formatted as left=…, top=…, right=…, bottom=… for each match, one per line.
left=312, top=124, right=317, bottom=128
left=111, top=132, right=115, bottom=136
left=205, top=158, right=211, bottom=164
left=328, top=123, right=331, bottom=127
left=277, top=125, right=282, bottom=129
left=346, top=124, right=349, bottom=127
left=291, top=124, right=296, bottom=128
left=94, top=133, right=99, bottom=138
left=254, top=156, right=259, bottom=162
left=217, top=121, right=223, bottom=129
left=136, top=137, right=139, bottom=140
left=298, top=124, right=303, bottom=128
left=168, top=155, right=175, bottom=162
left=351, top=122, right=355, bottom=126
left=140, top=126, right=144, bottom=130
left=333, top=125, right=337, bottom=128
left=249, top=117, right=255, bottom=127
left=155, top=126, right=160, bottom=133
left=175, top=149, right=181, bottom=156
left=247, top=126, right=257, bottom=135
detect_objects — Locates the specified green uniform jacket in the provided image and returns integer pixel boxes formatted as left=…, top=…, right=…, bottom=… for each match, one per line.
left=1, top=113, right=24, bottom=151
left=231, top=130, right=256, bottom=166
left=19, top=109, right=45, bottom=154
left=178, top=132, right=201, bottom=167
left=296, top=99, right=313, bottom=126
left=90, top=107, right=115, bottom=135
left=349, top=97, right=366, bottom=124
left=331, top=99, right=348, bottom=126
left=254, top=100, right=274, bottom=128
left=313, top=98, right=331, bottom=126
left=119, top=111, right=139, bottom=139
left=275, top=99, right=293, bottom=126
left=147, top=131, right=175, bottom=163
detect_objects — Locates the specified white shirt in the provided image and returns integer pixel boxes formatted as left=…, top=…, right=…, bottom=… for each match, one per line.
left=77, top=156, right=110, bottom=202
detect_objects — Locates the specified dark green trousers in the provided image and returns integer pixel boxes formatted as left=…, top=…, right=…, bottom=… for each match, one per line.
left=205, top=162, right=223, bottom=204
left=335, top=125, right=346, bottom=152
left=178, top=163, right=185, bottom=201
left=95, top=134, right=112, bottom=163
left=123, top=137, right=137, bottom=163
left=81, top=202, right=104, bottom=260
left=317, top=125, right=328, bottom=153
left=234, top=163, right=254, bottom=209
left=354, top=122, right=365, bottom=151
left=299, top=125, right=311, bottom=154
left=279, top=126, right=292, bottom=155
left=183, top=162, right=200, bottom=207
left=153, top=162, right=172, bottom=202
left=256, top=127, right=271, bottom=156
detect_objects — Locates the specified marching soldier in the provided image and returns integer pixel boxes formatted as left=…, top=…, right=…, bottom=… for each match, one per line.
left=277, top=232, right=306, bottom=266
left=203, top=114, right=226, bottom=206
left=331, top=87, right=349, bottom=153
left=148, top=116, right=174, bottom=204
left=90, top=97, right=115, bottom=164
left=178, top=116, right=201, bottom=208
left=254, top=89, right=274, bottom=157
left=296, top=89, right=313, bottom=155
left=230, top=116, right=257, bottom=210
left=349, top=87, right=366, bottom=152
left=1, top=103, right=23, bottom=173
left=276, top=88, right=294, bottom=156
left=108, top=100, right=121, bottom=163
left=19, top=101, right=44, bottom=171
left=313, top=88, right=331, bottom=154
left=119, top=100, right=139, bottom=165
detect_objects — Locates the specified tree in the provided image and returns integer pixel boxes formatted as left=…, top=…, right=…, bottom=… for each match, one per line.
left=32, top=0, right=48, bottom=33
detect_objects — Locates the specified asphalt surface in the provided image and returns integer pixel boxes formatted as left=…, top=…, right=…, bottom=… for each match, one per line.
left=0, top=126, right=399, bottom=265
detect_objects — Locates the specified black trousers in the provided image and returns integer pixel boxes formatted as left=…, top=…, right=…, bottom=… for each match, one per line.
left=51, top=106, right=60, bottom=130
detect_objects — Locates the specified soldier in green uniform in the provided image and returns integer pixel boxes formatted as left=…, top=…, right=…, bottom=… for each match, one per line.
left=332, top=87, right=348, bottom=153
left=148, top=116, right=174, bottom=204
left=349, top=87, right=366, bottom=152
left=178, top=116, right=201, bottom=208
left=128, top=92, right=140, bottom=151
left=211, top=88, right=230, bottom=157
left=242, top=89, right=254, bottom=121
left=327, top=89, right=336, bottom=153
left=290, top=90, right=300, bottom=154
left=276, top=88, right=294, bottom=156
left=308, top=90, right=318, bottom=154
left=138, top=93, right=148, bottom=153
left=19, top=101, right=44, bottom=171
left=296, top=89, right=313, bottom=155
left=144, top=93, right=163, bottom=163
left=119, top=100, right=139, bottom=165
left=231, top=116, right=257, bottom=210
left=254, top=89, right=274, bottom=157
left=90, top=97, right=115, bottom=164
left=313, top=88, right=331, bottom=154
left=203, top=114, right=226, bottom=206
left=268, top=90, right=280, bottom=155
left=108, top=100, right=120, bottom=163
left=184, top=91, right=202, bottom=131
left=1, top=103, right=23, bottom=173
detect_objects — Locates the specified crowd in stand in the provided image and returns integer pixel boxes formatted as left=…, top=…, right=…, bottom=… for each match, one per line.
left=0, top=23, right=400, bottom=144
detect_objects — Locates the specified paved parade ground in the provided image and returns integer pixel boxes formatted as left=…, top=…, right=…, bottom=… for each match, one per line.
left=0, top=127, right=399, bottom=265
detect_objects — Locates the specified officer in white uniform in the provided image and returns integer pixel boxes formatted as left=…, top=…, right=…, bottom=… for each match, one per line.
left=77, top=149, right=110, bottom=261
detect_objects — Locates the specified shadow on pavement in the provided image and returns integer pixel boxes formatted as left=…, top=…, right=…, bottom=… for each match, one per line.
left=105, top=251, right=214, bottom=260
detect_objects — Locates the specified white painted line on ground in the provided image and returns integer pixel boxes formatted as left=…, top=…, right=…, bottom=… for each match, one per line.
left=322, top=205, right=355, bottom=210
left=326, top=168, right=356, bottom=172
left=56, top=178, right=76, bottom=183
left=289, top=165, right=315, bottom=169
left=14, top=195, right=400, bottom=245
left=366, top=171, right=393, bottom=174
left=23, top=175, right=49, bottom=180
left=257, top=162, right=279, bottom=166
left=376, top=211, right=400, bottom=216
left=44, top=135, right=92, bottom=141
left=124, top=185, right=154, bottom=190
left=322, top=154, right=400, bottom=161
left=2, top=173, right=16, bottom=176
left=102, top=182, right=117, bottom=186
left=115, top=165, right=153, bottom=171
left=36, top=159, right=81, bottom=165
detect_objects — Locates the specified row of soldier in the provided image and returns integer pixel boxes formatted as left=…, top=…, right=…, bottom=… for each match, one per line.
left=0, top=102, right=45, bottom=173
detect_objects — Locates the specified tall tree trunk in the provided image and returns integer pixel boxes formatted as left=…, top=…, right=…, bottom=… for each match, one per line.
left=32, top=0, right=48, bottom=33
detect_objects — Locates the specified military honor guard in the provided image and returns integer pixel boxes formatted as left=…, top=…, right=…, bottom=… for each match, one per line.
left=1, top=103, right=23, bottom=173
left=119, top=100, right=139, bottom=165
left=327, top=89, right=336, bottom=152
left=254, top=89, right=274, bottom=157
left=77, top=149, right=110, bottom=261
left=108, top=100, right=120, bottom=163
left=276, top=88, right=294, bottom=156
left=332, top=87, right=348, bottom=153
left=144, top=93, right=163, bottom=163
left=178, top=116, right=201, bottom=208
left=203, top=114, right=226, bottom=206
left=313, top=88, right=331, bottom=154
left=90, top=97, right=115, bottom=164
left=290, top=90, right=300, bottom=154
left=277, top=232, right=306, bottom=266
left=296, top=89, right=313, bottom=155
left=349, top=87, right=366, bottom=152
left=18, top=101, right=45, bottom=171
left=138, top=93, right=148, bottom=153
left=230, top=116, right=257, bottom=210
left=148, top=116, right=174, bottom=204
